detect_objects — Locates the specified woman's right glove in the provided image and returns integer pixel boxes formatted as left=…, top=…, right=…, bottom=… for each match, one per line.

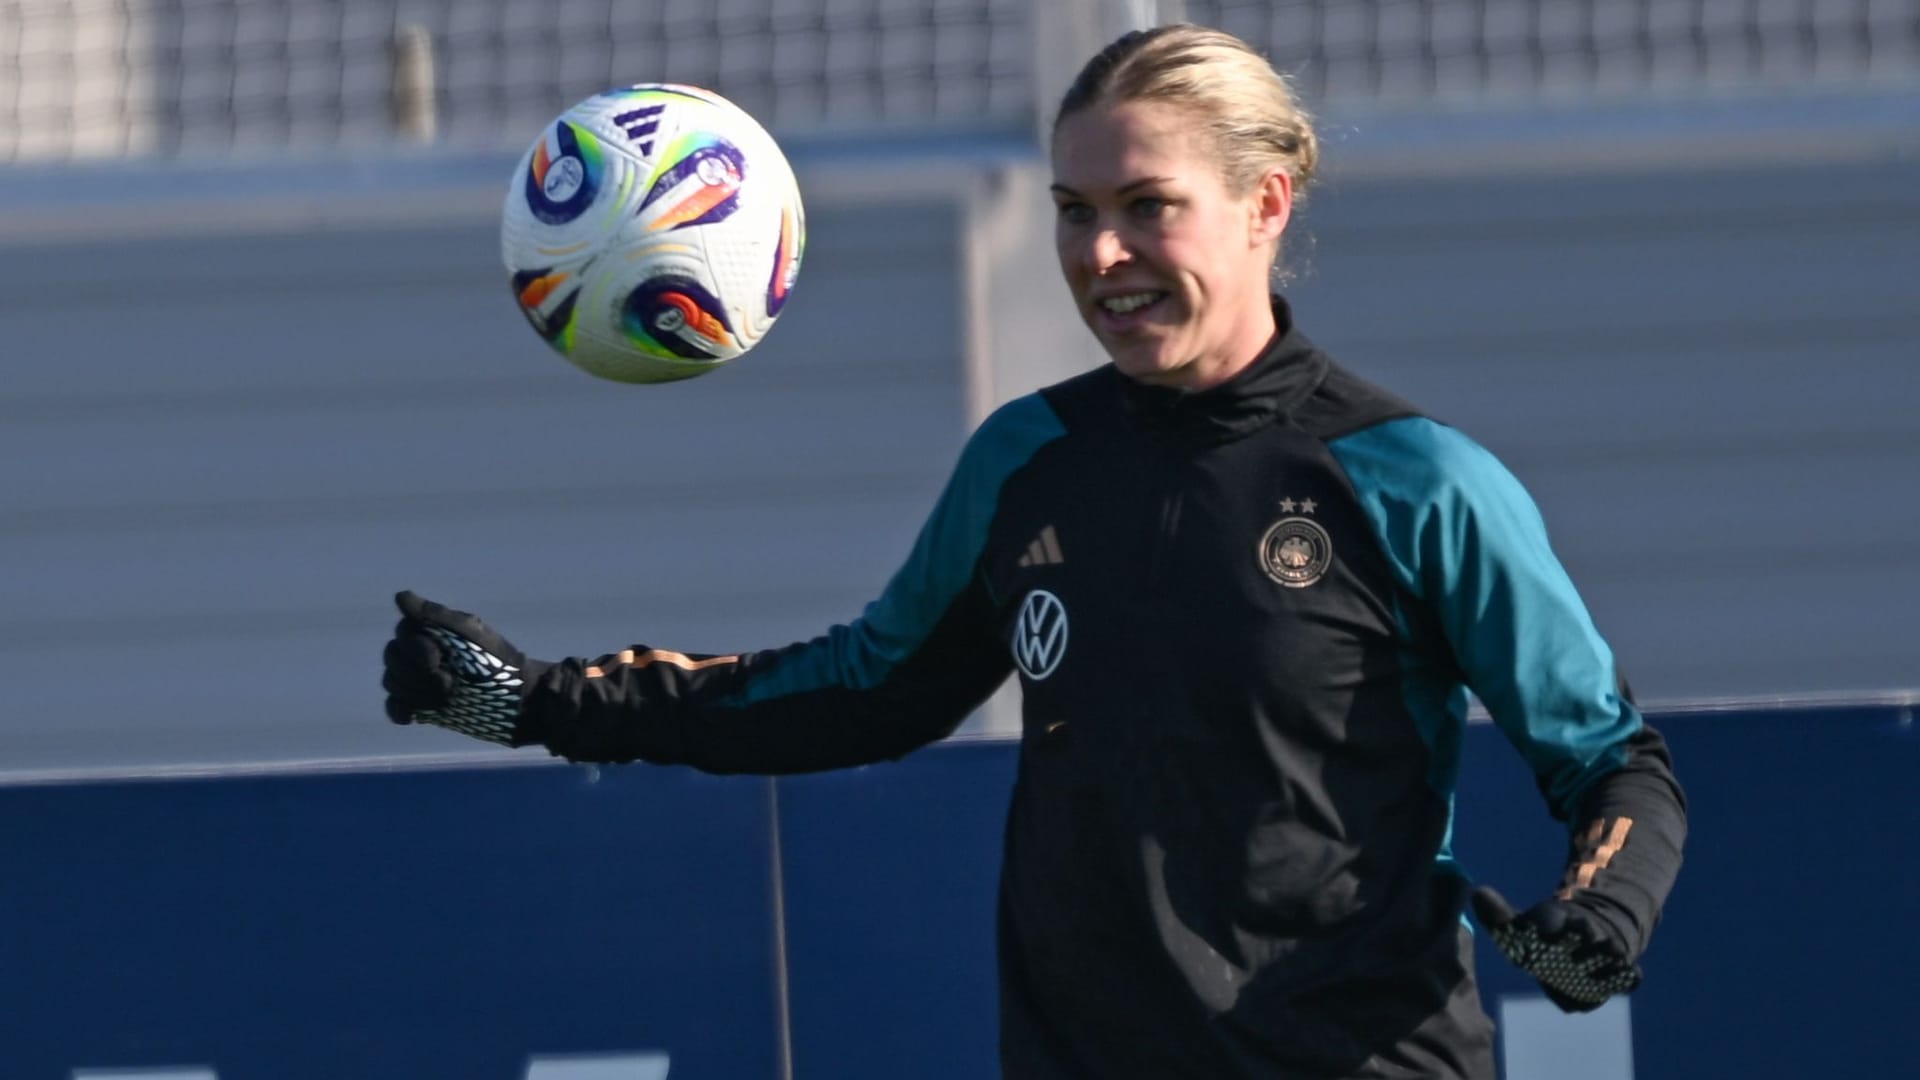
left=381, top=590, right=551, bottom=747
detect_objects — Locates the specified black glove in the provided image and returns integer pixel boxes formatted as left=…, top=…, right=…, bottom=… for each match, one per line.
left=382, top=591, right=551, bottom=747
left=1471, top=885, right=1643, bottom=1013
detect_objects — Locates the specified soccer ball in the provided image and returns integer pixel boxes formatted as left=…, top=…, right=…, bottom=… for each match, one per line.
left=501, top=84, right=805, bottom=384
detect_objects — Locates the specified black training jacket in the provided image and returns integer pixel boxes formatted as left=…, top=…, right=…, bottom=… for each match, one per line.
left=522, top=298, right=1687, bottom=1079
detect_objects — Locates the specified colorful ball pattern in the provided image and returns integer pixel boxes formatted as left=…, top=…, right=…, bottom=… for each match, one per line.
left=501, top=84, right=805, bottom=384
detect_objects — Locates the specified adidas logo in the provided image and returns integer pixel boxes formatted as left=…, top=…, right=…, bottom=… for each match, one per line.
left=1017, top=525, right=1065, bottom=568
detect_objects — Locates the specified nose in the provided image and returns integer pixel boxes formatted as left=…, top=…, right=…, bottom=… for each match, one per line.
left=1082, top=227, right=1129, bottom=275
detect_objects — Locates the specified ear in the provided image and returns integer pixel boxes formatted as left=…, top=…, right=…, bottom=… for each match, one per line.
left=1249, top=168, right=1292, bottom=249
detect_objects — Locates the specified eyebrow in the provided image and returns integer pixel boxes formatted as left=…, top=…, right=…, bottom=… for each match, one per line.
left=1049, top=176, right=1175, bottom=198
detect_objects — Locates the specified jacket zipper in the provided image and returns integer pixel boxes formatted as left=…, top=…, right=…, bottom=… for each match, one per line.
left=1139, top=443, right=1186, bottom=727
left=1145, top=431, right=1187, bottom=587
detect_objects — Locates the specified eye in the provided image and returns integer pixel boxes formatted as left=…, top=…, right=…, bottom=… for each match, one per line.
left=1129, top=196, right=1169, bottom=219
left=1055, top=201, right=1094, bottom=226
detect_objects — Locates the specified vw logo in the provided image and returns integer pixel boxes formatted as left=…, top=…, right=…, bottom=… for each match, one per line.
left=1012, top=589, right=1068, bottom=680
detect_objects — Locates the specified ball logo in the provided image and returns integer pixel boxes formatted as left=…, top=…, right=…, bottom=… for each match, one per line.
left=613, top=101, right=668, bottom=156
left=541, top=155, right=584, bottom=202
left=1012, top=590, right=1069, bottom=681
left=637, top=138, right=746, bottom=233
left=622, top=276, right=737, bottom=361
left=525, top=121, right=604, bottom=226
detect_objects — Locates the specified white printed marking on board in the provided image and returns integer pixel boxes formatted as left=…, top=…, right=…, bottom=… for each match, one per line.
left=72, top=1060, right=217, bottom=1068
left=525, top=1053, right=672, bottom=1080
left=67, top=1052, right=672, bottom=1080
left=1500, top=994, right=1634, bottom=1080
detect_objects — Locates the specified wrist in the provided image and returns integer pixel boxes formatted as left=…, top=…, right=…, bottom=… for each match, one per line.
left=1557, top=887, right=1640, bottom=959
left=508, top=657, right=557, bottom=746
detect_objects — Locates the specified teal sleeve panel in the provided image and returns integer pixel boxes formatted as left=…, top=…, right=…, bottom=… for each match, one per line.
left=1329, top=417, right=1641, bottom=819
left=728, top=393, right=1067, bottom=706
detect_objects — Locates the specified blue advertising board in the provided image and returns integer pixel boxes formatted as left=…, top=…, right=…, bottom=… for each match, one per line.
left=0, top=764, right=783, bottom=1079
left=1, top=700, right=1913, bottom=1077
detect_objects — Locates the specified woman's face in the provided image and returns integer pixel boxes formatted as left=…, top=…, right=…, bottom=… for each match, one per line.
left=1050, top=99, right=1291, bottom=391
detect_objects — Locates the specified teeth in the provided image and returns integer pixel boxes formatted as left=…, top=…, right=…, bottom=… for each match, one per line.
left=1101, top=292, right=1159, bottom=314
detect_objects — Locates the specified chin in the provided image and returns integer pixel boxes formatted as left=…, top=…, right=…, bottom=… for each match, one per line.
left=1103, top=342, right=1182, bottom=382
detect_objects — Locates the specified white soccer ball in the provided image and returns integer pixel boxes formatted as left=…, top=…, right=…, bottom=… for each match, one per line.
left=501, top=84, right=805, bottom=384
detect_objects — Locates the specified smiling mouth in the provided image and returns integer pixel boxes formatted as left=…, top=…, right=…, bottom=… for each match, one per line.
left=1096, top=291, right=1168, bottom=319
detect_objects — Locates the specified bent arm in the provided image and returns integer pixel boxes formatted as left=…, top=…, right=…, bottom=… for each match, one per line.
left=1333, top=417, right=1686, bottom=959
left=1556, top=724, right=1686, bottom=957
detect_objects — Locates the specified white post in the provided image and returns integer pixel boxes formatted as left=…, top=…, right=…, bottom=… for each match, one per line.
left=1027, top=0, right=1175, bottom=141
left=390, top=23, right=438, bottom=143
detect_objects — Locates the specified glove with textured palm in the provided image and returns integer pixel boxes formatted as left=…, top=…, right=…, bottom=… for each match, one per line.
left=382, top=590, right=550, bottom=747
left=1472, top=885, right=1642, bottom=1013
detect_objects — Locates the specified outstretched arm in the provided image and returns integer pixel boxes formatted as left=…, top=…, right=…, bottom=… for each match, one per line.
left=384, top=394, right=1068, bottom=775
left=384, top=575, right=1009, bottom=775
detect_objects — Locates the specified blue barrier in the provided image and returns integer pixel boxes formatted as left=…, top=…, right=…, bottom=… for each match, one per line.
left=1456, top=699, right=1920, bottom=1079
left=1, top=700, right=1913, bottom=1078
left=0, top=765, right=783, bottom=1079
left=779, top=741, right=1012, bottom=1080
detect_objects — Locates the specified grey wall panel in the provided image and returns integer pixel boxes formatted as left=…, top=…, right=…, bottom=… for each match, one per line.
left=0, top=195, right=972, bottom=772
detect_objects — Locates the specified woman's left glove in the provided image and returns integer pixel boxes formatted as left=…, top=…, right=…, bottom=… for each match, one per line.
left=382, top=590, right=552, bottom=747
left=1472, top=886, right=1643, bottom=1012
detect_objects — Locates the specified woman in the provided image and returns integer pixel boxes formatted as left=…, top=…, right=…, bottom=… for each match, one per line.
left=384, top=25, right=1685, bottom=1079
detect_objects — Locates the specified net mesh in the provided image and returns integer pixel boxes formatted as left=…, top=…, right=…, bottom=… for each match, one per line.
left=1189, top=0, right=1920, bottom=107
left=2, top=0, right=1916, bottom=162
left=0, top=0, right=1035, bottom=160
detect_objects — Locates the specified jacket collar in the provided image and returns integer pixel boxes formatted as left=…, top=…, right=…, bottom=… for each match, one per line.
left=1118, top=295, right=1329, bottom=445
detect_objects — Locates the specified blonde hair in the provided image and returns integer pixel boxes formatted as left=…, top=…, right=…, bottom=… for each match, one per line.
left=1054, top=24, right=1320, bottom=207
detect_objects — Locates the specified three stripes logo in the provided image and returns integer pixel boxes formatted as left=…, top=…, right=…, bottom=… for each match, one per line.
left=584, top=648, right=739, bottom=678
left=614, top=104, right=666, bottom=156
left=1016, top=524, right=1065, bottom=568
left=1558, top=816, right=1634, bottom=898
left=1012, top=589, right=1069, bottom=681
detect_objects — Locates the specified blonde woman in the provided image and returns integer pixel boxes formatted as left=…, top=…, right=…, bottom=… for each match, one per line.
left=386, top=25, right=1685, bottom=1079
